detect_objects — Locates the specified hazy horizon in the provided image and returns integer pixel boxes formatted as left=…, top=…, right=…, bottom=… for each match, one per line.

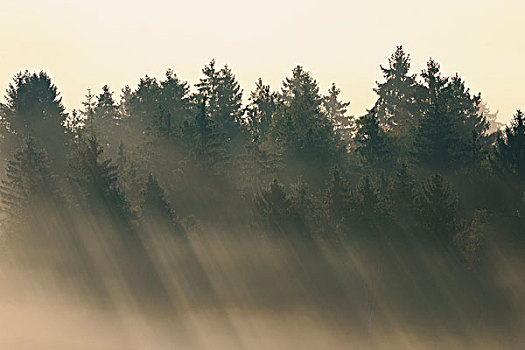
left=0, top=0, right=523, bottom=122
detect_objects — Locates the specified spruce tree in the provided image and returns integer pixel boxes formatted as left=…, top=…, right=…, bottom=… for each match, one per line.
left=269, top=66, right=343, bottom=183
left=184, top=96, right=229, bottom=174
left=494, top=110, right=525, bottom=178
left=196, top=60, right=245, bottom=146
left=373, top=46, right=421, bottom=130
left=322, top=83, right=353, bottom=144
left=141, top=174, right=182, bottom=232
left=246, top=78, right=279, bottom=143
left=0, top=138, right=62, bottom=225
left=415, top=174, right=458, bottom=247
left=416, top=59, right=488, bottom=169
left=4, top=71, right=70, bottom=168
left=355, top=110, right=393, bottom=170
left=68, top=135, right=130, bottom=222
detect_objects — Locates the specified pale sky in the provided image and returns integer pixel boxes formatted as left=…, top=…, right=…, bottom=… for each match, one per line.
left=0, top=0, right=523, bottom=123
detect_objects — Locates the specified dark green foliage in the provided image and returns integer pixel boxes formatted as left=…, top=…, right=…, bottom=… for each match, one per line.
left=141, top=174, right=182, bottom=232
left=322, top=83, right=353, bottom=143
left=494, top=110, right=525, bottom=178
left=183, top=96, right=229, bottom=174
left=68, top=135, right=130, bottom=222
left=3, top=71, right=70, bottom=168
left=122, top=71, right=191, bottom=139
left=324, top=167, right=351, bottom=223
left=372, top=46, right=423, bottom=160
left=246, top=78, right=279, bottom=143
left=0, top=138, right=62, bottom=224
left=415, top=174, right=458, bottom=247
left=2, top=54, right=525, bottom=333
left=416, top=59, right=489, bottom=169
left=269, top=66, right=343, bottom=183
left=355, top=110, right=393, bottom=170
left=238, top=142, right=280, bottom=192
left=454, top=209, right=487, bottom=268
left=254, top=179, right=301, bottom=234
left=5, top=71, right=67, bottom=130
left=349, top=175, right=391, bottom=235
left=196, top=60, right=246, bottom=145
left=373, top=46, right=421, bottom=130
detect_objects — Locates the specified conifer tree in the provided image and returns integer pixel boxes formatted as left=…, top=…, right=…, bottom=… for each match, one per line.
left=254, top=179, right=300, bottom=234
left=355, top=110, right=393, bottom=170
left=324, top=167, right=350, bottom=223
left=415, top=59, right=458, bottom=169
left=116, top=142, right=141, bottom=205
left=0, top=138, right=62, bottom=225
left=246, top=78, right=279, bottom=143
left=415, top=174, right=458, bottom=246
left=68, top=135, right=130, bottom=222
left=184, top=97, right=229, bottom=174
left=494, top=110, right=525, bottom=178
left=373, top=46, right=421, bottom=130
left=141, top=174, right=183, bottom=233
left=322, top=83, right=353, bottom=143
left=416, top=59, right=488, bottom=169
left=269, top=66, right=343, bottom=182
left=196, top=60, right=245, bottom=145
left=4, top=71, right=70, bottom=167
left=349, top=175, right=391, bottom=234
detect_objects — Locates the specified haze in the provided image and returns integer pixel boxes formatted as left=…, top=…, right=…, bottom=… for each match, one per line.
left=0, top=0, right=523, bottom=121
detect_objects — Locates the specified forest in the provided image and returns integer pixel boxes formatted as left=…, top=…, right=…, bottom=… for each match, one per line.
left=0, top=46, right=524, bottom=348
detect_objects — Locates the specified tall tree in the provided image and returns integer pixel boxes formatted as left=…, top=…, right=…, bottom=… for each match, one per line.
left=269, top=66, right=343, bottom=183
left=183, top=97, right=229, bottom=174
left=355, top=110, right=394, bottom=170
left=141, top=174, right=182, bottom=231
left=322, top=83, right=353, bottom=144
left=196, top=60, right=246, bottom=146
left=0, top=138, right=62, bottom=225
left=415, top=174, right=459, bottom=247
left=4, top=71, right=70, bottom=167
left=494, top=110, right=525, bottom=178
left=246, top=78, right=279, bottom=143
left=68, top=135, right=130, bottom=223
left=372, top=46, right=422, bottom=158
left=373, top=47, right=421, bottom=128
left=416, top=59, right=488, bottom=169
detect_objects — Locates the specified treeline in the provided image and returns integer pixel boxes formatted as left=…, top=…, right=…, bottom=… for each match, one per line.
left=0, top=47, right=524, bottom=327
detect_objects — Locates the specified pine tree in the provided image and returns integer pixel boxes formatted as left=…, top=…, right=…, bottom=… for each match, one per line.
left=416, top=59, right=488, bottom=169
left=254, top=179, right=301, bottom=234
left=4, top=71, right=70, bottom=167
left=0, top=138, right=62, bottom=225
left=68, top=135, right=130, bottom=222
left=415, top=59, right=458, bottom=169
left=269, top=66, right=343, bottom=182
left=373, top=46, right=421, bottom=130
left=371, top=47, right=423, bottom=159
left=141, top=174, right=182, bottom=233
left=349, top=175, right=391, bottom=234
left=246, top=78, right=279, bottom=143
left=355, top=110, right=393, bottom=170
left=5, top=71, right=67, bottom=131
left=157, top=69, right=191, bottom=137
left=196, top=60, right=246, bottom=146
left=184, top=96, right=229, bottom=174
left=415, top=174, right=458, bottom=246
left=324, top=167, right=351, bottom=223
left=494, top=110, right=525, bottom=178
left=322, top=83, right=353, bottom=144
left=391, top=164, right=417, bottom=230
